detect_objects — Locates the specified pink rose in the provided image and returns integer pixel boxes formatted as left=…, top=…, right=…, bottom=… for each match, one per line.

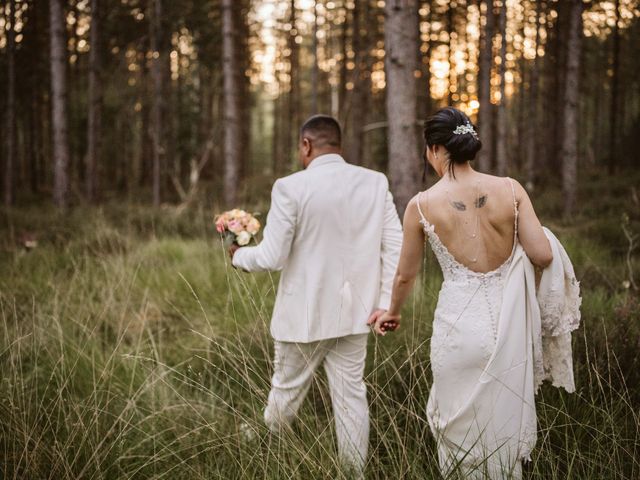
left=215, top=220, right=226, bottom=233
left=227, top=219, right=243, bottom=234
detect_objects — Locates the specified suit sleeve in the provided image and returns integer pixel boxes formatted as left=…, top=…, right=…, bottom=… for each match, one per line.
left=378, top=186, right=403, bottom=310
left=232, top=179, right=297, bottom=272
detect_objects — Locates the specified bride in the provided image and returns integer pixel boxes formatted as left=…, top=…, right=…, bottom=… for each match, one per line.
left=369, top=107, right=580, bottom=478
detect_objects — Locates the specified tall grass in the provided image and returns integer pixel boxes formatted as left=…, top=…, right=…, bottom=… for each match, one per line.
left=1, top=174, right=639, bottom=479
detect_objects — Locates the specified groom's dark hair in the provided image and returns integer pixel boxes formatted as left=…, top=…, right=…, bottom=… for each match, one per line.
left=300, top=115, right=342, bottom=148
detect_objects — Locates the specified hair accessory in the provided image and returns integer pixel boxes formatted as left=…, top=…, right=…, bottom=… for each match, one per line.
left=453, top=121, right=479, bottom=139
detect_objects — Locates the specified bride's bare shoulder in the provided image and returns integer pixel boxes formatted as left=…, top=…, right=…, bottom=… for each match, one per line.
left=476, top=171, right=507, bottom=183
left=482, top=174, right=528, bottom=199
left=411, top=185, right=448, bottom=225
left=475, top=173, right=517, bottom=194
left=413, top=184, right=445, bottom=207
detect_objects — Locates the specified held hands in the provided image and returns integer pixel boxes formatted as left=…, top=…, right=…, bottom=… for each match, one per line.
left=367, top=309, right=401, bottom=336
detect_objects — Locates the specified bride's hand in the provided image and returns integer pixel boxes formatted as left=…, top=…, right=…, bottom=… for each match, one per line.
left=367, top=309, right=401, bottom=336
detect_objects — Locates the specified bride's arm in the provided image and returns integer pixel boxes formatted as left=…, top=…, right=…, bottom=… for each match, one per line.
left=369, top=198, right=425, bottom=335
left=514, top=181, right=553, bottom=268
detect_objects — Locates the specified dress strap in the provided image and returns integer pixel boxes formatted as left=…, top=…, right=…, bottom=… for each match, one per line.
left=416, top=191, right=428, bottom=225
left=507, top=177, right=517, bottom=214
left=507, top=177, right=519, bottom=240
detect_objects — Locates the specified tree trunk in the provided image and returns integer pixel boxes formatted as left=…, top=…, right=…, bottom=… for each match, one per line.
left=287, top=0, right=300, bottom=169
left=49, top=0, right=70, bottom=209
left=86, top=0, right=102, bottom=202
left=561, top=0, right=582, bottom=218
left=198, top=68, right=213, bottom=161
left=162, top=6, right=174, bottom=198
left=385, top=0, right=420, bottom=216
left=149, top=0, right=164, bottom=206
left=210, top=69, right=223, bottom=179
left=234, top=2, right=251, bottom=181
left=69, top=0, right=82, bottom=184
left=525, top=0, right=542, bottom=190
left=608, top=0, right=620, bottom=174
left=272, top=83, right=283, bottom=174
left=4, top=0, right=16, bottom=206
left=417, top=0, right=432, bottom=122
left=139, top=47, right=151, bottom=188
left=495, top=1, right=507, bottom=176
left=338, top=4, right=349, bottom=119
left=222, top=0, right=241, bottom=205
left=515, top=11, right=527, bottom=171
left=311, top=0, right=319, bottom=114
left=30, top=96, right=41, bottom=193
left=551, top=0, right=569, bottom=174
left=477, top=0, right=494, bottom=173
left=538, top=0, right=554, bottom=172
left=447, top=1, right=456, bottom=105
left=24, top=1, right=47, bottom=194
left=344, top=0, right=371, bottom=166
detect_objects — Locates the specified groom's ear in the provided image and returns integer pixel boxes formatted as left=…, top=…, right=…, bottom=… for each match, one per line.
left=302, top=137, right=312, bottom=156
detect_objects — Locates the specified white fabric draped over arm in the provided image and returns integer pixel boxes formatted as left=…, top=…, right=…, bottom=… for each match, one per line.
left=534, top=227, right=582, bottom=393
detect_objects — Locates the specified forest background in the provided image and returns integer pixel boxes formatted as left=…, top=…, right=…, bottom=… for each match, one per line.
left=1, top=0, right=640, bottom=478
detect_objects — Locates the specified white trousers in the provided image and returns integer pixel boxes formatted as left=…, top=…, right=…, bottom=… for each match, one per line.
left=264, top=333, right=369, bottom=471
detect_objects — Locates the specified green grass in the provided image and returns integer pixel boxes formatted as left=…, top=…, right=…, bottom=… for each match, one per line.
left=1, top=172, right=639, bottom=479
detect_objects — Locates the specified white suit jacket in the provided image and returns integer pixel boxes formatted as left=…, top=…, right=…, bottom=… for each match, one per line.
left=232, top=154, right=403, bottom=343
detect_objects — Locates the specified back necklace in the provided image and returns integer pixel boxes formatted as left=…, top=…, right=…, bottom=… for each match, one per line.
left=445, top=181, right=486, bottom=263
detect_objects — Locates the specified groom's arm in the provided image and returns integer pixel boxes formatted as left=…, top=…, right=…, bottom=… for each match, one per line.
left=378, top=188, right=403, bottom=310
left=232, top=179, right=297, bottom=272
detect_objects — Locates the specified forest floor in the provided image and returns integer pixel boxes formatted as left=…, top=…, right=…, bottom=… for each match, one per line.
left=1, top=169, right=639, bottom=479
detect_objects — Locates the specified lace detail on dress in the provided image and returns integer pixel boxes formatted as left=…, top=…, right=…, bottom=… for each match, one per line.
left=429, top=311, right=452, bottom=376
left=533, top=227, right=582, bottom=393
left=429, top=282, right=497, bottom=376
left=420, top=219, right=512, bottom=283
left=538, top=275, right=582, bottom=336
left=542, top=334, right=575, bottom=390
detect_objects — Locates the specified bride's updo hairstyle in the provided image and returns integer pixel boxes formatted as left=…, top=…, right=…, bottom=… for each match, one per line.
left=423, top=107, right=482, bottom=177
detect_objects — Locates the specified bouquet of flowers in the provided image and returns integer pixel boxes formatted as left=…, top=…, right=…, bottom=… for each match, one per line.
left=215, top=209, right=261, bottom=247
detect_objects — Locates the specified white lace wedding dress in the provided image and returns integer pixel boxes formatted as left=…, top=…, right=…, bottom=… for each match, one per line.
left=415, top=179, right=581, bottom=479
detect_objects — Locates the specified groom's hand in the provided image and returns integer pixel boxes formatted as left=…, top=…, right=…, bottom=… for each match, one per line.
left=228, top=243, right=241, bottom=260
left=228, top=244, right=250, bottom=272
left=367, top=309, right=385, bottom=328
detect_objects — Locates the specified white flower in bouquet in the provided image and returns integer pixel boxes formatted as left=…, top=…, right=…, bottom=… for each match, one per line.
left=246, top=218, right=261, bottom=235
left=236, top=231, right=251, bottom=246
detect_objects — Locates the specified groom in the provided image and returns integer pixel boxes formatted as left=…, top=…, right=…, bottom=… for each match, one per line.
left=230, top=114, right=402, bottom=471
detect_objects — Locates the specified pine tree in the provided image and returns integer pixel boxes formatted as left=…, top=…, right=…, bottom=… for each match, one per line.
left=385, top=0, right=420, bottom=215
